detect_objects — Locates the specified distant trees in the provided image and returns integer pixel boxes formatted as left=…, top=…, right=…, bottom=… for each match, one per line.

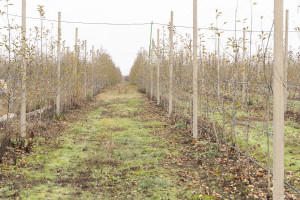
left=129, top=49, right=148, bottom=89
left=98, top=52, right=122, bottom=86
left=0, top=1, right=122, bottom=160
left=123, top=76, right=129, bottom=82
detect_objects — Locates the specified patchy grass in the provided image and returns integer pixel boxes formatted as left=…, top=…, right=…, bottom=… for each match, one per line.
left=0, top=84, right=207, bottom=199
left=200, top=102, right=300, bottom=185
left=3, top=83, right=297, bottom=199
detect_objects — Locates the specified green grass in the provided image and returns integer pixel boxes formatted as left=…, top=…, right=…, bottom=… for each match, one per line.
left=1, top=84, right=206, bottom=199
left=174, top=92, right=299, bottom=187
left=209, top=109, right=299, bottom=177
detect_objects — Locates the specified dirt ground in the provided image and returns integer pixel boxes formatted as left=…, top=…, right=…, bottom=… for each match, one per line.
left=0, top=83, right=298, bottom=199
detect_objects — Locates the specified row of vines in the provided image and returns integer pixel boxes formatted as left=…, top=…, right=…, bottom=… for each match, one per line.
left=130, top=10, right=300, bottom=199
left=0, top=3, right=122, bottom=161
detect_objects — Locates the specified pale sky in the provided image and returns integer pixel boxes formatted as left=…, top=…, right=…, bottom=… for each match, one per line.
left=1, top=0, right=300, bottom=75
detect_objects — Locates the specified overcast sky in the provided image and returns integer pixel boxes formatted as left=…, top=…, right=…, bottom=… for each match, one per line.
left=1, top=0, right=300, bottom=75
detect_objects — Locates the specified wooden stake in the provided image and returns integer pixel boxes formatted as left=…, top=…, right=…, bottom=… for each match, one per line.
left=169, top=11, right=174, bottom=115
left=242, top=28, right=246, bottom=103
left=284, top=10, right=289, bottom=113
left=56, top=12, right=61, bottom=116
left=192, top=0, right=198, bottom=138
left=92, top=45, right=94, bottom=96
left=20, top=0, right=27, bottom=138
left=73, top=28, right=78, bottom=104
left=75, top=28, right=78, bottom=73
left=157, top=29, right=160, bottom=105
left=150, top=39, right=154, bottom=100
left=257, top=45, right=261, bottom=74
left=84, top=40, right=87, bottom=99
left=273, top=0, right=285, bottom=199
left=75, top=28, right=78, bottom=51
left=148, top=22, right=153, bottom=97
left=217, top=36, right=220, bottom=98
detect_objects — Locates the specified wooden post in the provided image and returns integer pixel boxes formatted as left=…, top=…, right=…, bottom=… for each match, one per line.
left=169, top=11, right=174, bottom=115
left=143, top=54, right=146, bottom=92
left=75, top=28, right=78, bottom=50
left=56, top=12, right=61, bottom=116
left=273, top=0, right=285, bottom=199
left=75, top=28, right=78, bottom=72
left=217, top=36, right=220, bottom=98
left=74, top=28, right=78, bottom=104
left=96, top=50, right=99, bottom=93
left=84, top=40, right=87, bottom=99
left=284, top=10, right=289, bottom=113
left=91, top=45, right=94, bottom=96
left=257, top=45, right=261, bottom=75
left=0, top=99, right=2, bottom=118
left=157, top=29, right=160, bottom=105
left=148, top=22, right=153, bottom=97
left=150, top=39, right=154, bottom=100
left=20, top=0, right=27, bottom=138
left=192, top=0, right=198, bottom=138
left=242, top=28, right=246, bottom=103
left=199, top=34, right=203, bottom=136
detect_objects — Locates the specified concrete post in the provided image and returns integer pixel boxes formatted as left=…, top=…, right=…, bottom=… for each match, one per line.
left=20, top=0, right=27, bottom=138
left=84, top=40, right=87, bottom=99
left=284, top=10, right=289, bottom=113
left=56, top=12, right=61, bottom=116
left=273, top=0, right=285, bottom=199
left=192, top=0, right=198, bottom=138
left=242, top=28, right=246, bottom=103
left=169, top=11, right=174, bottom=115
left=157, top=29, right=160, bottom=105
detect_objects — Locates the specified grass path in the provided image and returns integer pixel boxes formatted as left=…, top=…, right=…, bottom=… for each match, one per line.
left=3, top=83, right=296, bottom=199
left=0, top=84, right=208, bottom=199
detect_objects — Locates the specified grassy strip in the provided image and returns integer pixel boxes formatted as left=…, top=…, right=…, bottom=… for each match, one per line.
left=1, top=85, right=208, bottom=199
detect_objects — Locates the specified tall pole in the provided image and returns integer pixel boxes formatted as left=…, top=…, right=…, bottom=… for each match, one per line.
left=284, top=10, right=289, bottom=113
left=84, top=40, right=87, bottom=99
left=148, top=22, right=153, bottom=99
left=169, top=11, right=174, bottom=115
left=74, top=28, right=78, bottom=103
left=192, top=0, right=198, bottom=138
left=75, top=28, right=78, bottom=74
left=157, top=29, right=160, bottom=105
left=91, top=45, right=94, bottom=96
left=273, top=0, right=285, bottom=199
left=242, top=28, right=246, bottom=103
left=20, top=0, right=27, bottom=138
left=217, top=36, right=220, bottom=98
left=150, top=39, right=154, bottom=100
left=56, top=12, right=61, bottom=116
